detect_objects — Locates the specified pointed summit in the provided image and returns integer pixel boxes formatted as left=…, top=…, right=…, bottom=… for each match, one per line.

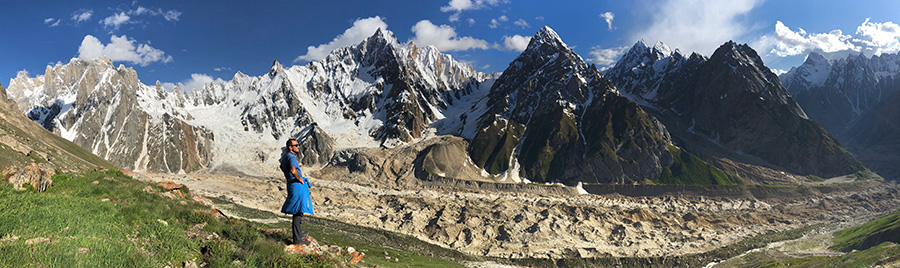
left=269, top=59, right=284, bottom=76
left=525, top=26, right=569, bottom=53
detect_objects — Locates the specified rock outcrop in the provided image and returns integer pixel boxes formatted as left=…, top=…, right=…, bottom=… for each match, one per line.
left=8, top=162, right=54, bottom=192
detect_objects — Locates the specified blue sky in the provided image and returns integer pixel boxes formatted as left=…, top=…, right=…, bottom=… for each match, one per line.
left=3, top=0, right=900, bottom=92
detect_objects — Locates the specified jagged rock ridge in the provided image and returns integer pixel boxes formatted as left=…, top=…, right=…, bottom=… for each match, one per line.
left=467, top=27, right=728, bottom=185
left=5, top=29, right=493, bottom=175
left=780, top=52, right=900, bottom=135
left=5, top=58, right=212, bottom=173
left=605, top=41, right=862, bottom=179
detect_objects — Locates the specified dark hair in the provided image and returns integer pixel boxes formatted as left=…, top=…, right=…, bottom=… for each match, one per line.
left=286, top=138, right=298, bottom=148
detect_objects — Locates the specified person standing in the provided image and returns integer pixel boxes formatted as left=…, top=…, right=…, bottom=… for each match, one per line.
left=280, top=138, right=309, bottom=245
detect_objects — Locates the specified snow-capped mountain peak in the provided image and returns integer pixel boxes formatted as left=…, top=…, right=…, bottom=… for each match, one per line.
left=529, top=26, right=567, bottom=50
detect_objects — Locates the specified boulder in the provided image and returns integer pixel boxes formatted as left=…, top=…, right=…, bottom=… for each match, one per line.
left=8, top=163, right=54, bottom=192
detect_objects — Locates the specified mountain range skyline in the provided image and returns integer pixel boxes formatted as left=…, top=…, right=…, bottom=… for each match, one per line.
left=4, top=0, right=900, bottom=94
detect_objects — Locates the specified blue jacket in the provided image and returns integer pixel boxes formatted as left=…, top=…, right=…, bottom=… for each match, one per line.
left=280, top=151, right=314, bottom=215
left=281, top=177, right=314, bottom=215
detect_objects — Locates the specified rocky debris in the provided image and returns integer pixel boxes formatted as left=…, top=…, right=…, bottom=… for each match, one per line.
left=262, top=228, right=286, bottom=235
left=158, top=181, right=185, bottom=191
left=155, top=170, right=900, bottom=259
left=194, top=209, right=227, bottom=219
left=192, top=195, right=214, bottom=206
left=8, top=162, right=54, bottom=192
left=25, top=237, right=51, bottom=245
left=1, top=234, right=20, bottom=243
left=283, top=238, right=366, bottom=265
left=186, top=222, right=220, bottom=242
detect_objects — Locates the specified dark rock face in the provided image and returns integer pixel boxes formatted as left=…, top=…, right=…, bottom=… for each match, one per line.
left=605, top=41, right=862, bottom=178
left=781, top=52, right=900, bottom=136
left=469, top=27, right=679, bottom=185
left=842, top=89, right=900, bottom=179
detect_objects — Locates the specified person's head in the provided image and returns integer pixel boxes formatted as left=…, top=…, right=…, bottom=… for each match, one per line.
left=286, top=138, right=300, bottom=154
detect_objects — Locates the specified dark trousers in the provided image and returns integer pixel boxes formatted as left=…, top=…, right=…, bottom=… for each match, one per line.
left=292, top=213, right=307, bottom=244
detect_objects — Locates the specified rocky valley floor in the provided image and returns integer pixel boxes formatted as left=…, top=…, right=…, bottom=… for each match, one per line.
left=133, top=170, right=900, bottom=261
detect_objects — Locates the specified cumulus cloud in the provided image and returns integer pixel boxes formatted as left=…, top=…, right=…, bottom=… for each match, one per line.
left=501, top=35, right=532, bottom=52
left=766, top=20, right=858, bottom=57
left=513, top=19, right=529, bottom=29
left=633, top=0, right=762, bottom=55
left=176, top=73, right=225, bottom=92
left=294, top=16, right=388, bottom=63
left=757, top=19, right=900, bottom=60
left=78, top=35, right=173, bottom=66
left=588, top=45, right=629, bottom=67
left=467, top=18, right=476, bottom=25
left=72, top=9, right=93, bottom=22
left=214, top=67, right=233, bottom=72
left=101, top=12, right=131, bottom=31
left=854, top=18, right=900, bottom=55
left=599, top=12, right=615, bottom=31
left=410, top=20, right=490, bottom=52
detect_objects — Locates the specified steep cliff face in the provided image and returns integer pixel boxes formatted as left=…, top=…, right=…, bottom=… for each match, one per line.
left=5, top=57, right=213, bottom=173
left=781, top=52, right=900, bottom=136
left=605, top=41, right=862, bottom=178
left=842, top=89, right=900, bottom=179
left=468, top=27, right=707, bottom=185
left=0, top=81, right=115, bottom=172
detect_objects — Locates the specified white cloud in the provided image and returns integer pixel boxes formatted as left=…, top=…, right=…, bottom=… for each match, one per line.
left=441, top=0, right=505, bottom=22
left=467, top=18, right=476, bottom=25
left=770, top=68, right=788, bottom=76
left=101, top=12, right=131, bottom=31
left=177, top=73, right=225, bottom=92
left=164, top=10, right=182, bottom=22
left=294, top=16, right=388, bottom=63
left=72, top=9, right=93, bottom=22
left=131, top=6, right=151, bottom=16
left=501, top=35, right=532, bottom=52
left=535, top=16, right=545, bottom=22
left=78, top=35, right=173, bottom=66
left=599, top=12, right=615, bottom=31
left=489, top=15, right=507, bottom=29
left=214, top=67, right=233, bottom=72
left=758, top=19, right=900, bottom=59
left=489, top=19, right=500, bottom=29
left=765, top=20, right=859, bottom=57
left=588, top=45, right=629, bottom=67
left=44, top=18, right=60, bottom=27
left=481, top=64, right=490, bottom=69
left=410, top=20, right=490, bottom=52
left=854, top=18, right=900, bottom=55
left=633, top=0, right=762, bottom=56
left=513, top=19, right=529, bottom=29
left=440, top=0, right=503, bottom=12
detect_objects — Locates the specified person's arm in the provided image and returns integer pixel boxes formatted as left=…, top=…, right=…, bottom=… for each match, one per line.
left=290, top=165, right=304, bottom=184
left=290, top=154, right=304, bottom=184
